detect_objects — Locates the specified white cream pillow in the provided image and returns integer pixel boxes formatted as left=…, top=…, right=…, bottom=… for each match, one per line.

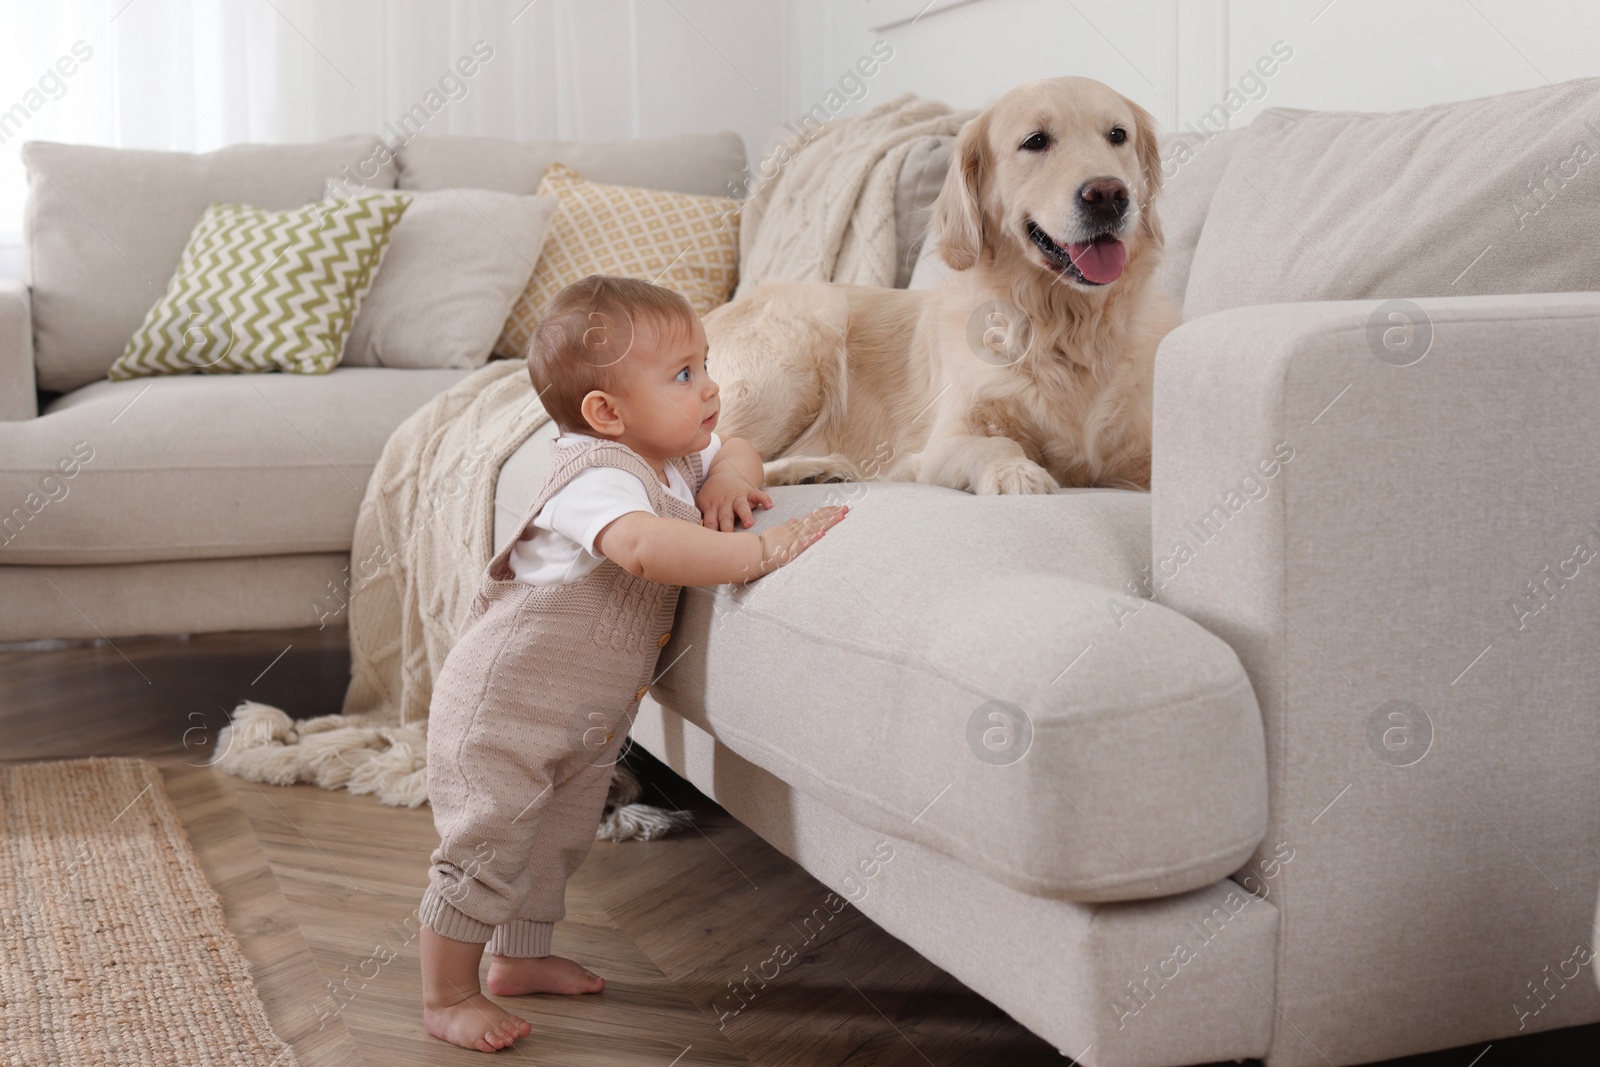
left=329, top=183, right=559, bottom=369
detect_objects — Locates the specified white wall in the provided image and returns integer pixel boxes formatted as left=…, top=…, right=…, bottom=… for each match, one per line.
left=0, top=0, right=794, bottom=278
left=796, top=0, right=1600, bottom=136
left=5, top=0, right=1597, bottom=282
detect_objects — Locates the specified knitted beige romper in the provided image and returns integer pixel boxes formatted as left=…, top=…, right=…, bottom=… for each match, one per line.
left=418, top=435, right=705, bottom=957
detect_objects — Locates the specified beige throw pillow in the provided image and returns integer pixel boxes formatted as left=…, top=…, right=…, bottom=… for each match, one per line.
left=493, top=162, right=740, bottom=359
left=1183, top=77, right=1600, bottom=321
left=330, top=184, right=559, bottom=369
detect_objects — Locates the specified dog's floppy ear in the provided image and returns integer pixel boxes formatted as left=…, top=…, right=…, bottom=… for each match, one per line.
left=1125, top=94, right=1165, bottom=249
left=930, top=110, right=992, bottom=272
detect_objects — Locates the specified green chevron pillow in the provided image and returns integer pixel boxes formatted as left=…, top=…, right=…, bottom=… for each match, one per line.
left=109, top=192, right=410, bottom=379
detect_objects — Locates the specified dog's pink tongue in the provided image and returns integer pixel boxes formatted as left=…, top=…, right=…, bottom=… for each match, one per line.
left=1067, top=238, right=1126, bottom=283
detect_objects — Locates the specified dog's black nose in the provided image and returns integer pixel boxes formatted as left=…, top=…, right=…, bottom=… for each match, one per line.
left=1078, top=177, right=1129, bottom=221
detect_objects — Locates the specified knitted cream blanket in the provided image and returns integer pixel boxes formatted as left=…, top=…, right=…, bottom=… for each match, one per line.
left=734, top=91, right=978, bottom=297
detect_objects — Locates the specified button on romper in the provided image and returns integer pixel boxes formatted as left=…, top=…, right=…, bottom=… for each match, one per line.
left=418, top=435, right=705, bottom=957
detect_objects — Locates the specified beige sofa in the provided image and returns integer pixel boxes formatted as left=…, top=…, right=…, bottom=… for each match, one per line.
left=498, top=79, right=1600, bottom=1066
left=8, top=76, right=1600, bottom=1067
left=0, top=130, right=748, bottom=643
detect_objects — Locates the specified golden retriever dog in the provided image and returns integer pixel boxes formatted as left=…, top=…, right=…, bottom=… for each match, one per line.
left=703, top=75, right=1177, bottom=494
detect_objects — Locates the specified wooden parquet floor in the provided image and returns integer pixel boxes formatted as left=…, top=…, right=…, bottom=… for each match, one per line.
left=3, top=625, right=1597, bottom=1066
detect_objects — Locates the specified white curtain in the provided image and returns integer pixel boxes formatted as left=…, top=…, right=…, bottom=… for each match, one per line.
left=0, top=0, right=787, bottom=272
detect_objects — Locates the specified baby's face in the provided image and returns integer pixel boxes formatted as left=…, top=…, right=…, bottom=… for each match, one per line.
left=610, top=313, right=719, bottom=459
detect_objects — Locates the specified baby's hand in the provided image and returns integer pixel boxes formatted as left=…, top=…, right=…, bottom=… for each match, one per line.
left=752, top=504, right=848, bottom=578
left=696, top=469, right=773, bottom=532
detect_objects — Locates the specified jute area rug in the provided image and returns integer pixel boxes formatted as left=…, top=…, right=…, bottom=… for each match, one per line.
left=1, top=757, right=298, bottom=1066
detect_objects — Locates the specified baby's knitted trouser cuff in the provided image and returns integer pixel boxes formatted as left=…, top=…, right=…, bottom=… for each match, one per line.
left=418, top=885, right=494, bottom=944
left=418, top=887, right=556, bottom=957
left=488, top=920, right=554, bottom=958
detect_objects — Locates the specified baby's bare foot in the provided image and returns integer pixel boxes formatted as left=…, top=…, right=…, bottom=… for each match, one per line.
left=485, top=953, right=605, bottom=997
left=424, top=990, right=532, bottom=1053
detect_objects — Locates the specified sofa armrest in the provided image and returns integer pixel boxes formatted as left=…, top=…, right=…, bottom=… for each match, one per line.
left=1150, top=293, right=1600, bottom=1060
left=0, top=280, right=36, bottom=421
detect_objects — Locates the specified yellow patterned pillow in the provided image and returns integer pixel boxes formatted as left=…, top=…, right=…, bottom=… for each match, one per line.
left=494, top=162, right=740, bottom=359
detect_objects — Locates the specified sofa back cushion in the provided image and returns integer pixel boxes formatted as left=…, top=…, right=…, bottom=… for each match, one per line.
left=23, top=136, right=396, bottom=393
left=891, top=134, right=952, bottom=288
left=1152, top=128, right=1240, bottom=312
left=1183, top=77, right=1600, bottom=321
left=395, top=130, right=747, bottom=200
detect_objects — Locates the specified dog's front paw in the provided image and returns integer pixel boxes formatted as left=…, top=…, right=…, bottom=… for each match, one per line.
left=764, top=454, right=860, bottom=486
left=975, top=458, right=1059, bottom=495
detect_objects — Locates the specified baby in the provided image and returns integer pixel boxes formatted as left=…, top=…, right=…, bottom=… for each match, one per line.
left=419, top=274, right=848, bottom=1052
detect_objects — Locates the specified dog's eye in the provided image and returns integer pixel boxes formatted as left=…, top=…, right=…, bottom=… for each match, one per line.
left=1108, top=126, right=1128, bottom=145
left=1019, top=132, right=1051, bottom=152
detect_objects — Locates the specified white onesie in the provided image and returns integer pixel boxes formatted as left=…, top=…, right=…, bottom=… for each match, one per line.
left=509, top=431, right=722, bottom=586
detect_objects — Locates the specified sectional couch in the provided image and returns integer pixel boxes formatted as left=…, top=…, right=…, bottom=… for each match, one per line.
left=0, top=130, right=746, bottom=642
left=503, top=78, right=1600, bottom=1065
left=6, top=76, right=1600, bottom=1067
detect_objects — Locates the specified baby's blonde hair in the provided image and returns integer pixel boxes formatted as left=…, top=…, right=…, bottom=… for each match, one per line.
left=526, top=275, right=697, bottom=435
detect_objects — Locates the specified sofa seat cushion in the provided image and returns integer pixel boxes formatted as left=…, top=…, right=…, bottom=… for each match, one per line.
left=0, top=367, right=471, bottom=565
left=631, top=699, right=1279, bottom=1065
left=494, top=435, right=1270, bottom=901
left=653, top=484, right=1267, bottom=901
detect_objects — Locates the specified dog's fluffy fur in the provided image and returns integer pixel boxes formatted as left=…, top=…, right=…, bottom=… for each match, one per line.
left=704, top=75, right=1178, bottom=493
